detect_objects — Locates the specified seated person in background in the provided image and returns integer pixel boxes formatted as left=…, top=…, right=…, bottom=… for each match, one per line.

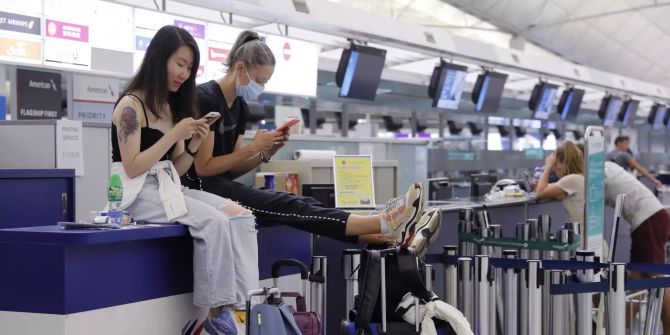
left=535, top=141, right=585, bottom=244
left=184, top=29, right=440, bottom=251
left=606, top=135, right=662, bottom=188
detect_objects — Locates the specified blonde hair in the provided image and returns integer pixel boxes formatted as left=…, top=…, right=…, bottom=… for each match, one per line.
left=556, top=141, right=584, bottom=175
left=226, top=30, right=275, bottom=69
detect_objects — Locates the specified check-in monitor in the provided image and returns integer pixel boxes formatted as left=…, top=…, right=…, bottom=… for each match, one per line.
left=428, top=61, right=468, bottom=110
left=471, top=71, right=508, bottom=113
left=335, top=44, right=386, bottom=101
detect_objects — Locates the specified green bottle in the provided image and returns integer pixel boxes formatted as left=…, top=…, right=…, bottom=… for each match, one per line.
left=108, top=174, right=123, bottom=225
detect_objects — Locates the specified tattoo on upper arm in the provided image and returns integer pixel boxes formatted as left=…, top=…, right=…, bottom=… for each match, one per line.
left=119, top=106, right=139, bottom=143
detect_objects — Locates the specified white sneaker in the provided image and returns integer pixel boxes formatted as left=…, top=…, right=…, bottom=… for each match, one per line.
left=381, top=182, right=424, bottom=244
left=408, top=209, right=442, bottom=258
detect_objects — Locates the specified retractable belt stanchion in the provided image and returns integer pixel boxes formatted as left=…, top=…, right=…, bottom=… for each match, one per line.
left=543, top=235, right=556, bottom=335
left=550, top=270, right=565, bottom=335
left=459, top=209, right=475, bottom=257
left=645, top=287, right=665, bottom=334
left=607, top=263, right=625, bottom=335
left=458, top=257, right=474, bottom=326
left=527, top=219, right=541, bottom=260
left=342, top=249, right=360, bottom=315
left=559, top=228, right=577, bottom=335
left=502, top=250, right=518, bottom=335
left=422, top=264, right=433, bottom=333
left=489, top=225, right=501, bottom=335
left=576, top=251, right=595, bottom=335
left=444, top=245, right=458, bottom=307
left=527, top=260, right=542, bottom=335
left=516, top=222, right=530, bottom=335
left=311, top=256, right=327, bottom=335
left=475, top=255, right=490, bottom=335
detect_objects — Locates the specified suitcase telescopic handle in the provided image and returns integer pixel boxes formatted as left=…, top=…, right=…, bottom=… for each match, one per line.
left=272, top=259, right=309, bottom=280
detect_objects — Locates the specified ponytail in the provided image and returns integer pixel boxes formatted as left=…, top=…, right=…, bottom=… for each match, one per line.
left=226, top=30, right=276, bottom=69
left=556, top=141, right=584, bottom=175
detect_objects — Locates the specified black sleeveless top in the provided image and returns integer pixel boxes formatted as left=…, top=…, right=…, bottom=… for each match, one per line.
left=111, top=94, right=176, bottom=162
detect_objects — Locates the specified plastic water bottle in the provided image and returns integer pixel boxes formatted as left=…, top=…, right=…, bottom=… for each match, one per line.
left=108, top=174, right=124, bottom=226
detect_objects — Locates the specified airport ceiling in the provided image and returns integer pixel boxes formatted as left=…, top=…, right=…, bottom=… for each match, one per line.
left=334, top=0, right=670, bottom=89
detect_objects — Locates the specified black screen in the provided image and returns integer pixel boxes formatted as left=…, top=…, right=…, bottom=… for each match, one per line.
left=336, top=45, right=386, bottom=101
left=430, top=63, right=468, bottom=110
left=648, top=104, right=668, bottom=129
left=529, top=82, right=559, bottom=120
left=598, top=95, right=623, bottom=127
left=558, top=88, right=584, bottom=121
left=618, top=99, right=639, bottom=126
left=471, top=71, right=508, bottom=113
left=301, top=184, right=335, bottom=208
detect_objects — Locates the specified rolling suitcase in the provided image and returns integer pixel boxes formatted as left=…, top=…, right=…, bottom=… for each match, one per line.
left=271, top=259, right=323, bottom=335
left=246, top=287, right=302, bottom=335
left=341, top=247, right=455, bottom=335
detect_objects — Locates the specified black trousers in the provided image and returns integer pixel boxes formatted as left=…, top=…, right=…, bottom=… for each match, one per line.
left=200, top=177, right=359, bottom=243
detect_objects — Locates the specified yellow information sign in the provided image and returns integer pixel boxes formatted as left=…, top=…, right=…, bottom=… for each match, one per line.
left=333, top=155, right=375, bottom=208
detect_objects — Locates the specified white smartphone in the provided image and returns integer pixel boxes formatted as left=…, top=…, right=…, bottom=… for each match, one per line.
left=203, top=111, right=221, bottom=121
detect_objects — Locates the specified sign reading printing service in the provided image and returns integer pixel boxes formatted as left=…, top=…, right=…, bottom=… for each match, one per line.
left=56, top=119, right=84, bottom=176
left=0, top=11, right=41, bottom=35
left=333, top=155, right=376, bottom=208
left=585, top=130, right=605, bottom=258
left=72, top=74, right=119, bottom=123
left=16, top=68, right=62, bottom=120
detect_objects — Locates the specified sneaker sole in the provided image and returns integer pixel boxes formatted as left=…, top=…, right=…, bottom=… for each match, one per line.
left=410, top=209, right=442, bottom=257
left=398, top=182, right=424, bottom=244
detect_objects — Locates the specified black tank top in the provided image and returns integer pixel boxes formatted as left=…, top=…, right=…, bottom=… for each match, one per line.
left=111, top=94, right=176, bottom=162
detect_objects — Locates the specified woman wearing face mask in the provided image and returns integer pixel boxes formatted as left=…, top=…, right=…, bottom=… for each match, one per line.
left=536, top=140, right=585, bottom=244
left=184, top=30, right=441, bottom=251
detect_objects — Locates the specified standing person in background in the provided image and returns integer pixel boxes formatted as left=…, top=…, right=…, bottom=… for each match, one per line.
left=183, top=29, right=441, bottom=251
left=535, top=141, right=586, bottom=243
left=110, top=25, right=258, bottom=335
left=606, top=135, right=662, bottom=188
left=577, top=142, right=670, bottom=333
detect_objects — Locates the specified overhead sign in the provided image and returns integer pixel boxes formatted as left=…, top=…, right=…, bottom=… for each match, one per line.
left=46, top=19, right=88, bottom=42
left=90, top=0, right=133, bottom=52
left=44, top=18, right=90, bottom=69
left=333, top=155, right=376, bottom=208
left=16, top=68, right=62, bottom=120
left=206, top=40, right=231, bottom=81
left=174, top=19, right=205, bottom=39
left=0, top=36, right=41, bottom=63
left=264, top=35, right=320, bottom=97
left=72, top=74, right=119, bottom=123
left=56, top=119, right=85, bottom=176
left=0, top=11, right=41, bottom=35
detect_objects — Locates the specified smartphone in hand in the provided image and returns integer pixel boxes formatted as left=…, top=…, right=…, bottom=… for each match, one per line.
left=202, top=111, right=221, bottom=124
left=276, top=117, right=300, bottom=132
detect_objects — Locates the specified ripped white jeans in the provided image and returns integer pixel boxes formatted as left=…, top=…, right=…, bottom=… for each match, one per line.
left=126, top=174, right=258, bottom=309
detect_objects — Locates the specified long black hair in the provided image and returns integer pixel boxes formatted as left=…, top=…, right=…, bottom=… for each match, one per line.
left=120, top=25, right=199, bottom=122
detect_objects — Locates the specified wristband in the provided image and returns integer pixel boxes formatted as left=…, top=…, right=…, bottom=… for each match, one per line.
left=185, top=145, right=198, bottom=157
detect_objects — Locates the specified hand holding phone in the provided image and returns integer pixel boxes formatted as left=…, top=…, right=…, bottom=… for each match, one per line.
left=202, top=111, right=221, bottom=124
left=276, top=117, right=300, bottom=132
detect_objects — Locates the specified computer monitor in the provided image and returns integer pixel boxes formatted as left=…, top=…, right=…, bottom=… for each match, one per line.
left=528, top=82, right=559, bottom=120
left=618, top=98, right=639, bottom=127
left=428, top=178, right=450, bottom=201
left=598, top=95, right=623, bottom=127
left=648, top=103, right=668, bottom=130
left=557, top=87, right=585, bottom=121
left=335, top=44, right=386, bottom=101
left=428, top=61, right=468, bottom=110
left=471, top=71, right=508, bottom=113
left=301, top=184, right=335, bottom=208
left=470, top=174, right=497, bottom=197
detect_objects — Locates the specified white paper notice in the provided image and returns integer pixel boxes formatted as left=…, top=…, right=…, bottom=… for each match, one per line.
left=56, top=119, right=84, bottom=176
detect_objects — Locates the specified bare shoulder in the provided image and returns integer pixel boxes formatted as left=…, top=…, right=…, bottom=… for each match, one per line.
left=113, top=94, right=145, bottom=125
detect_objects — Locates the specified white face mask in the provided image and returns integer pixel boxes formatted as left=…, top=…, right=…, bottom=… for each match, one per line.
left=236, top=66, right=264, bottom=100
